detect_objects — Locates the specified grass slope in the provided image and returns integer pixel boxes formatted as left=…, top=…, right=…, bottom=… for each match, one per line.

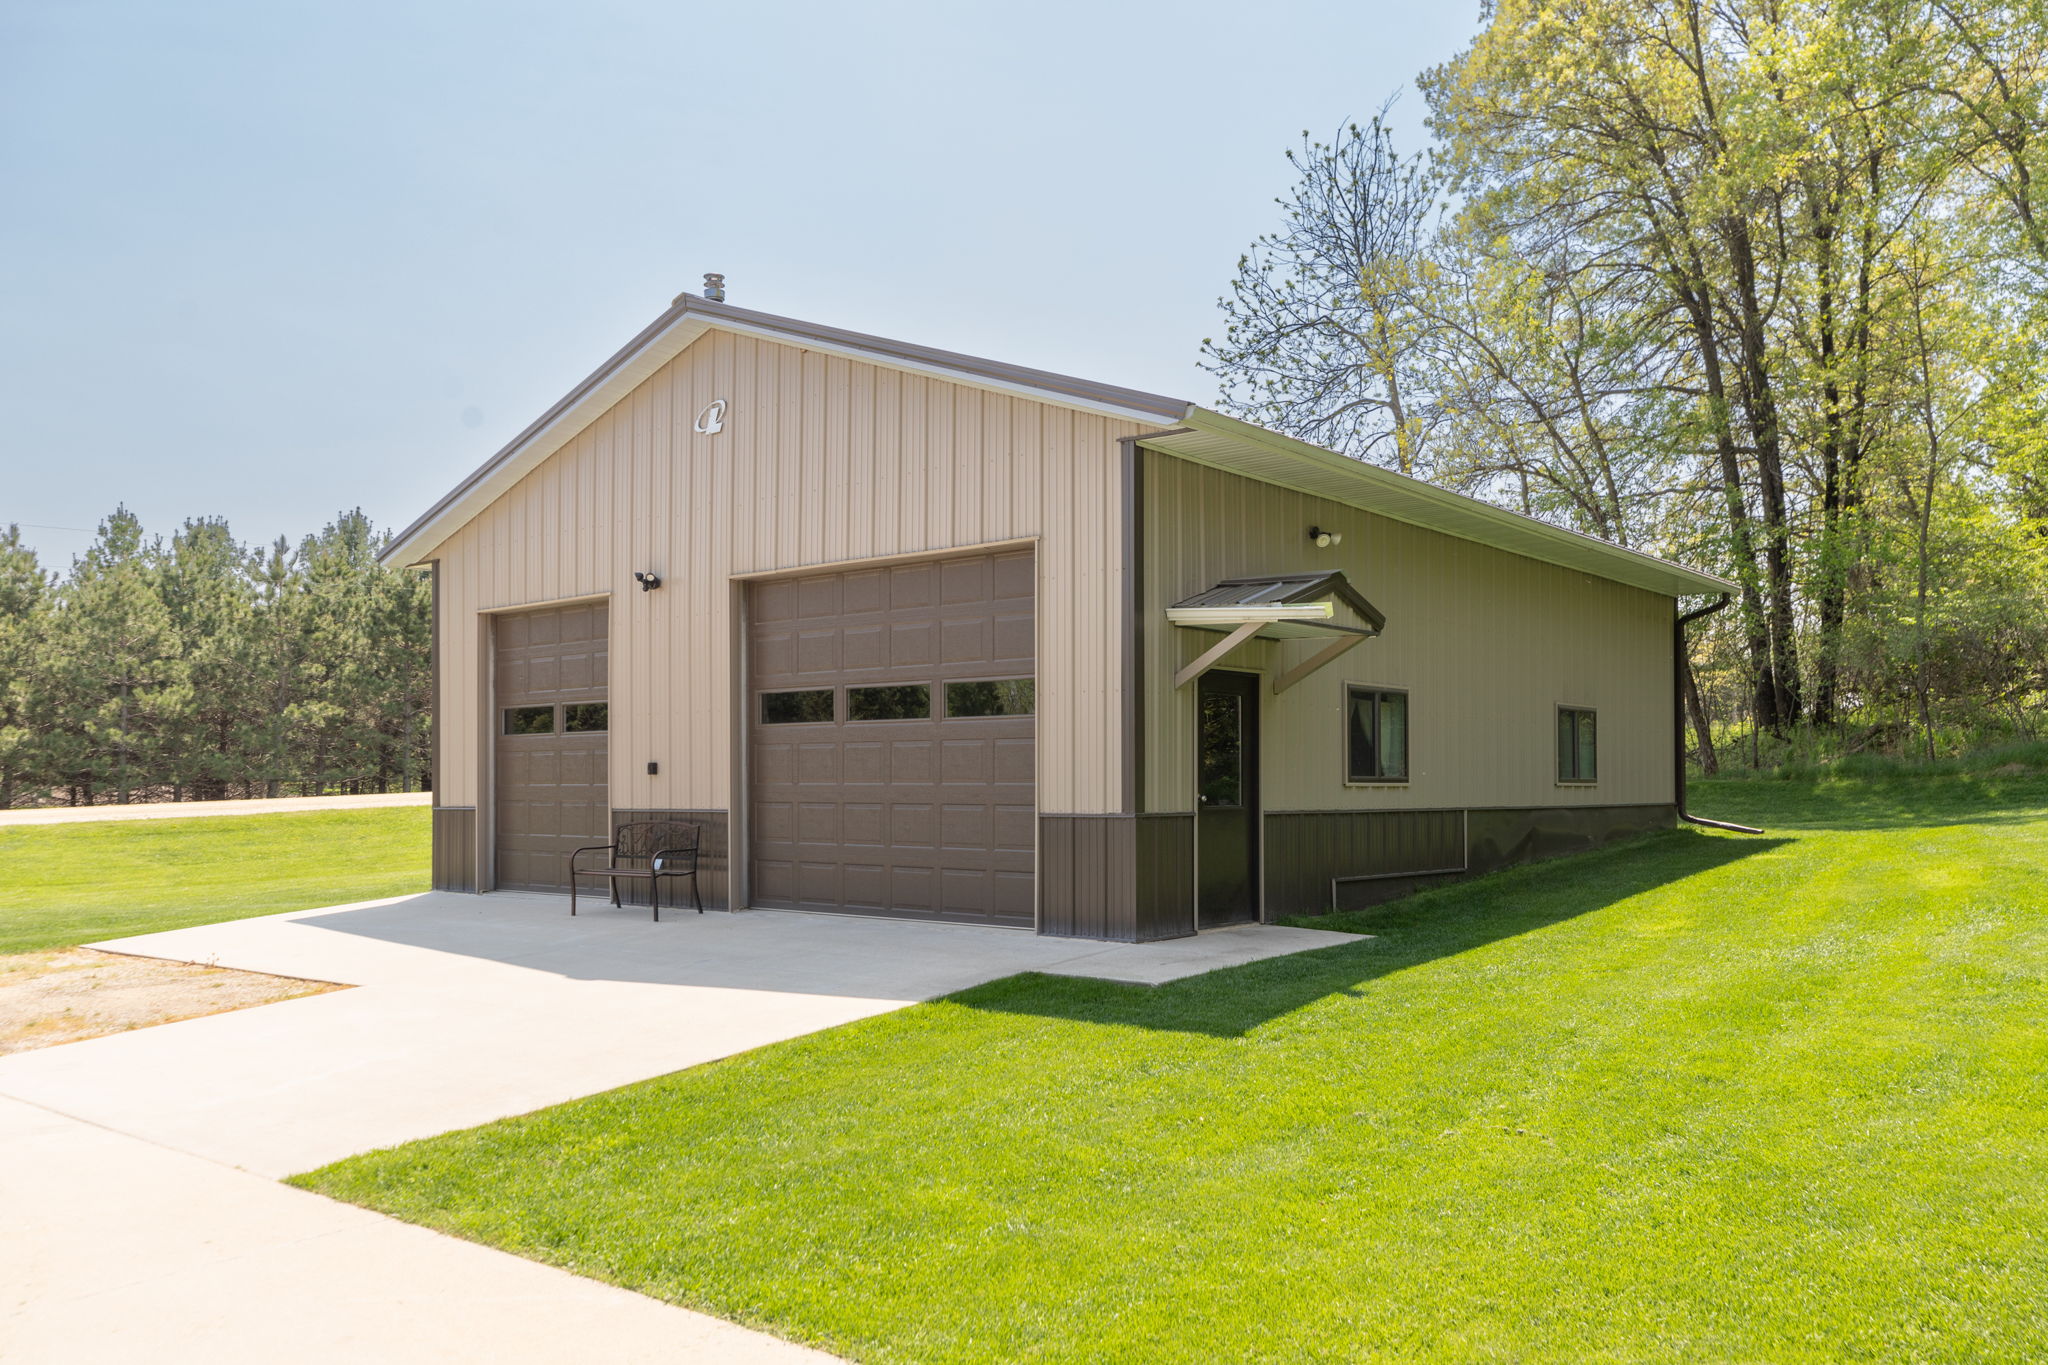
left=298, top=779, right=2048, bottom=1363
left=0, top=807, right=429, bottom=954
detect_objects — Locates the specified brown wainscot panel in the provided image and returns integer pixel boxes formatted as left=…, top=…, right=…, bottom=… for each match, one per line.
left=1039, top=813, right=1196, bottom=943
left=605, top=809, right=730, bottom=910
left=431, top=806, right=478, bottom=894
left=1134, top=813, right=1195, bottom=942
left=1263, top=809, right=1465, bottom=917
left=1266, top=804, right=1675, bottom=916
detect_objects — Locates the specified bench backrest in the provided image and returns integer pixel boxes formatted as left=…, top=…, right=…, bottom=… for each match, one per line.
left=613, top=820, right=701, bottom=864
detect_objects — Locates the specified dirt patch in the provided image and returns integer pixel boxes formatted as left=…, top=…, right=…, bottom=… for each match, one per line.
left=0, top=949, right=343, bottom=1056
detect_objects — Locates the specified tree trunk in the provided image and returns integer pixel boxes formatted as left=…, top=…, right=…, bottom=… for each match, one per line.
left=1685, top=284, right=1781, bottom=730
left=1722, top=215, right=1802, bottom=728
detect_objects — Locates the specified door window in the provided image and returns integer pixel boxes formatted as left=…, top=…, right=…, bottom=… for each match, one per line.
left=1199, top=693, right=1244, bottom=807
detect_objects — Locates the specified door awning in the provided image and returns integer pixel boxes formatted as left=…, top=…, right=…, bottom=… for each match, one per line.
left=1166, top=572, right=1386, bottom=692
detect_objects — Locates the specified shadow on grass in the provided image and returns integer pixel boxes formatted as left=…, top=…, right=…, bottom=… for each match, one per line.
left=951, top=829, right=1788, bottom=1039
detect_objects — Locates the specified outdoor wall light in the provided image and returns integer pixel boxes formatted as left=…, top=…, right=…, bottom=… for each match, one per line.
left=633, top=570, right=663, bottom=592
left=1309, top=526, right=1344, bottom=549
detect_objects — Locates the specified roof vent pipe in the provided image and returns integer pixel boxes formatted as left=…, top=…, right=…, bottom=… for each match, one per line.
left=703, top=273, right=726, bottom=303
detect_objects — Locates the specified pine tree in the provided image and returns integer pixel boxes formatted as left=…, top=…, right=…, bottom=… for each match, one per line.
left=42, top=509, right=193, bottom=803
left=0, top=526, right=53, bottom=809
left=158, top=517, right=261, bottom=799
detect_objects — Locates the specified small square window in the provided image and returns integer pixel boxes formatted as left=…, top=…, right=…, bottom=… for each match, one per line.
left=760, top=689, right=835, bottom=725
left=945, top=678, right=1034, bottom=718
left=1558, top=707, right=1598, bottom=783
left=503, top=705, right=555, bottom=736
left=848, top=683, right=931, bottom=721
left=1346, top=686, right=1408, bottom=782
left=564, top=702, right=608, bottom=733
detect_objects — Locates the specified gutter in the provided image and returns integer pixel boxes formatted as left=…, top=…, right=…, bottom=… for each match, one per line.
left=1674, top=594, right=1764, bottom=834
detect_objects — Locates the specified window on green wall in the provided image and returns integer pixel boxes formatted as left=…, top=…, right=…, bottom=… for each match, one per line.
left=1558, top=707, right=1598, bottom=783
left=1345, top=685, right=1408, bottom=782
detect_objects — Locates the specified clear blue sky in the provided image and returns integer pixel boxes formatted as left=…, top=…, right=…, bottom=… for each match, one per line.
left=0, top=1, right=1481, bottom=567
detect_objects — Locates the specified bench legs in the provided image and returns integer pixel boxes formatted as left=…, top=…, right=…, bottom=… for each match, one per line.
left=567, top=872, right=705, bottom=920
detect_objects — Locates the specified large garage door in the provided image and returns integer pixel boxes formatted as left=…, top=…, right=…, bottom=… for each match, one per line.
left=748, top=549, right=1035, bottom=926
left=493, top=601, right=609, bottom=893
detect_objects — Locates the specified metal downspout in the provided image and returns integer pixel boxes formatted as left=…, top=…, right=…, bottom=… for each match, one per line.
left=1675, top=593, right=1765, bottom=834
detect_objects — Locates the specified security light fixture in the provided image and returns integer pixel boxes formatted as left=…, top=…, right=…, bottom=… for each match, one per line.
left=1309, top=526, right=1343, bottom=549
left=634, top=570, right=663, bottom=592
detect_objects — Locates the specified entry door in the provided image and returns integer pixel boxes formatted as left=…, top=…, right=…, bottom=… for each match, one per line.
left=1196, top=669, right=1260, bottom=926
left=493, top=601, right=609, bottom=892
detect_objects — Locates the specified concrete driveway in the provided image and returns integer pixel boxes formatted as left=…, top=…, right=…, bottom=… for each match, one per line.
left=0, top=892, right=1352, bottom=1362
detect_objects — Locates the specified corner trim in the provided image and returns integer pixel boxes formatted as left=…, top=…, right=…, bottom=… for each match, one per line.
left=426, top=559, right=441, bottom=800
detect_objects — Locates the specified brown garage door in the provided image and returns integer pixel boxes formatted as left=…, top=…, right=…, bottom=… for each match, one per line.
left=748, top=549, right=1035, bottom=926
left=493, top=601, right=609, bottom=893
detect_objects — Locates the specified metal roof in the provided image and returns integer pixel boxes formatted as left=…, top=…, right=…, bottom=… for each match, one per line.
left=1169, top=572, right=1387, bottom=635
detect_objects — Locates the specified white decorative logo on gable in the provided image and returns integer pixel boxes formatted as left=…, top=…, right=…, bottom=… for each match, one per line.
left=694, top=399, right=727, bottom=435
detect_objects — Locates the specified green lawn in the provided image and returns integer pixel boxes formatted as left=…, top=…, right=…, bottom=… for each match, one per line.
left=0, top=807, right=430, bottom=954
left=296, top=778, right=2047, bottom=1363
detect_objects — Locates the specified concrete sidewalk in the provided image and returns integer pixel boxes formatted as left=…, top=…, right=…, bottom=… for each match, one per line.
left=0, top=1095, right=835, bottom=1364
left=0, top=791, right=430, bottom=827
left=0, top=892, right=1355, bottom=1361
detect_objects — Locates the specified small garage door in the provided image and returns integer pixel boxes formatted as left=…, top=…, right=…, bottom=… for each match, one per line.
left=748, top=549, right=1035, bottom=926
left=493, top=601, right=609, bottom=893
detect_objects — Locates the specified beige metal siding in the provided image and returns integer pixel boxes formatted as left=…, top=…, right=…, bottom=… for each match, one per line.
left=1141, top=450, right=1674, bottom=813
left=431, top=330, right=1140, bottom=822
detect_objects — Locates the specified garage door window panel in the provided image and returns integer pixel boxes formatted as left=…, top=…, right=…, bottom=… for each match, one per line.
left=945, top=678, right=1034, bottom=717
left=849, top=683, right=931, bottom=721
left=504, top=705, right=556, bottom=736
left=761, top=689, right=835, bottom=725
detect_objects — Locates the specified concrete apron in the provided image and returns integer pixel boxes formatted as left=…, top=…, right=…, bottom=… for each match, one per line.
left=0, top=892, right=1353, bottom=1177
left=0, top=893, right=1352, bottom=1363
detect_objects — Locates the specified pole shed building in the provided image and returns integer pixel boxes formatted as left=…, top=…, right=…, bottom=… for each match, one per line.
left=383, top=283, right=1732, bottom=940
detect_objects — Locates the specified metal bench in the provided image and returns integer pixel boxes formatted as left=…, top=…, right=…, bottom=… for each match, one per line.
left=568, top=819, right=704, bottom=920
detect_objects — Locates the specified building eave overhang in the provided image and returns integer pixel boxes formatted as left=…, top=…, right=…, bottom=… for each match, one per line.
left=1142, top=409, right=1735, bottom=600
left=378, top=295, right=1194, bottom=567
